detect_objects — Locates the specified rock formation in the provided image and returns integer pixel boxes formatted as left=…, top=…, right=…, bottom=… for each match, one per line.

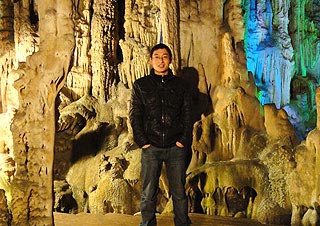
left=0, top=0, right=319, bottom=226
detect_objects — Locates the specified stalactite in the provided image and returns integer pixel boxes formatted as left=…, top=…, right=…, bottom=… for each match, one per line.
left=244, top=0, right=294, bottom=109
left=0, top=0, right=14, bottom=45
left=66, top=0, right=92, bottom=100
left=13, top=0, right=38, bottom=62
left=91, top=0, right=117, bottom=101
left=1, top=0, right=320, bottom=225
left=281, top=0, right=320, bottom=140
left=159, top=0, right=180, bottom=72
left=0, top=0, right=15, bottom=113
left=292, top=0, right=320, bottom=81
left=118, top=0, right=159, bottom=89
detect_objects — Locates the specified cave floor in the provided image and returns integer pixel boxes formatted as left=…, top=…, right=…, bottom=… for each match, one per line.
left=54, top=212, right=288, bottom=226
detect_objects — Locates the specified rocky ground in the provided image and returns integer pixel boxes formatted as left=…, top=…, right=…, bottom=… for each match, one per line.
left=54, top=212, right=288, bottom=226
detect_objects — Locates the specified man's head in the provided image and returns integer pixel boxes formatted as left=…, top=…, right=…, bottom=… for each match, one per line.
left=149, top=43, right=172, bottom=76
left=150, top=43, right=172, bottom=59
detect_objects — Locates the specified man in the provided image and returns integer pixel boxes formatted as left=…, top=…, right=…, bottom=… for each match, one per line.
left=129, top=43, right=192, bottom=226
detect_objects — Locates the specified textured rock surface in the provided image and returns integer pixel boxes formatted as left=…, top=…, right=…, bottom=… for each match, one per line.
left=0, top=0, right=319, bottom=226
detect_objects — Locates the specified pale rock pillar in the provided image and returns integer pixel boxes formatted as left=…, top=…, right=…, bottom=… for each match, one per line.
left=13, top=0, right=38, bottom=62
left=10, top=0, right=74, bottom=225
left=159, top=0, right=180, bottom=72
left=0, top=0, right=15, bottom=113
left=306, top=87, right=320, bottom=200
left=91, top=0, right=118, bottom=101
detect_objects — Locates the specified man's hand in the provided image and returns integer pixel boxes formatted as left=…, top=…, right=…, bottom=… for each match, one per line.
left=176, top=141, right=184, bottom=148
left=142, top=144, right=151, bottom=149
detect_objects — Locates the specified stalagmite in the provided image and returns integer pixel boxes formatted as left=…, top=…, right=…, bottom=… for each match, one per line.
left=0, top=0, right=319, bottom=225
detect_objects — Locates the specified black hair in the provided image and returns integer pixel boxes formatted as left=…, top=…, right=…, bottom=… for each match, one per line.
left=150, top=43, right=172, bottom=59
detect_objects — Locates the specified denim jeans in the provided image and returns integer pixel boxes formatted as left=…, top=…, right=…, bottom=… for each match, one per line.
left=139, top=145, right=190, bottom=226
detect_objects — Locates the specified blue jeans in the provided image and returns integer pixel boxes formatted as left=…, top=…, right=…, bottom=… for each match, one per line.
left=139, top=145, right=190, bottom=226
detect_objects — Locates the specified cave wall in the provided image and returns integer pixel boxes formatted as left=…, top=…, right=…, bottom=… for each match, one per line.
left=0, top=0, right=319, bottom=225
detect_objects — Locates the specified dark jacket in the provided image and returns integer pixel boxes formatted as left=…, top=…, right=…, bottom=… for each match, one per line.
left=129, top=68, right=192, bottom=148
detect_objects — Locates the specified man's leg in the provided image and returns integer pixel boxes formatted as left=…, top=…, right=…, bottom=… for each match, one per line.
left=166, top=146, right=191, bottom=226
left=140, top=146, right=162, bottom=226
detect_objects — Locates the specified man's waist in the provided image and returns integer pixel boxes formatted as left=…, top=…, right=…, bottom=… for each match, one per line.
left=149, top=138, right=177, bottom=149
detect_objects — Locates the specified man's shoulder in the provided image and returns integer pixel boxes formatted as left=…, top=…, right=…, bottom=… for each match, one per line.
left=133, top=75, right=153, bottom=90
left=134, top=75, right=152, bottom=84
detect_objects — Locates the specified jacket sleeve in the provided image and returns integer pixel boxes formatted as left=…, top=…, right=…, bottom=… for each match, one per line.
left=178, top=81, right=193, bottom=146
left=129, top=82, right=149, bottom=148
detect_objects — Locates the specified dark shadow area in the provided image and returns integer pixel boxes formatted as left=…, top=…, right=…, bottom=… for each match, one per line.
left=225, top=186, right=257, bottom=216
left=177, top=67, right=212, bottom=167
left=116, top=0, right=125, bottom=64
left=29, top=0, right=39, bottom=28
left=178, top=67, right=212, bottom=121
left=71, top=123, right=108, bottom=163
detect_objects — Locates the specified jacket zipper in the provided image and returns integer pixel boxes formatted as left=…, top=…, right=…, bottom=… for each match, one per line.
left=160, top=76, right=174, bottom=146
left=161, top=78, right=165, bottom=146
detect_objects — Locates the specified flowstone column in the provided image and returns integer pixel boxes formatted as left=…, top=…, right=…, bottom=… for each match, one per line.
left=10, top=0, right=74, bottom=225
left=91, top=0, right=118, bottom=101
left=159, top=0, right=180, bottom=71
left=0, top=0, right=15, bottom=113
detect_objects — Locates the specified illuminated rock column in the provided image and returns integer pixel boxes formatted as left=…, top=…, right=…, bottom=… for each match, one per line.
left=310, top=87, right=320, bottom=200
left=91, top=0, right=117, bottom=101
left=291, top=0, right=320, bottom=88
left=10, top=0, right=74, bottom=225
left=244, top=0, right=294, bottom=108
left=13, top=0, right=38, bottom=62
left=0, top=0, right=14, bottom=46
left=315, top=88, right=320, bottom=200
left=0, top=0, right=15, bottom=113
left=159, top=0, right=180, bottom=71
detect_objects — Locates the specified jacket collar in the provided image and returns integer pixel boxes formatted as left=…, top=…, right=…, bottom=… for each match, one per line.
left=150, top=68, right=174, bottom=82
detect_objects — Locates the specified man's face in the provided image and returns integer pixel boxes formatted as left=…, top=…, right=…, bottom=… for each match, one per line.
left=149, top=48, right=172, bottom=76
